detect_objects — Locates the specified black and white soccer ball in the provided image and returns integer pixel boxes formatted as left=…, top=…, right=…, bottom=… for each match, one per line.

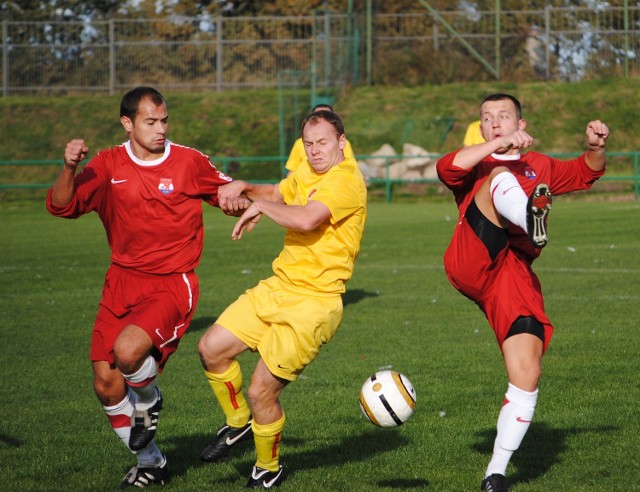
left=359, top=370, right=416, bottom=427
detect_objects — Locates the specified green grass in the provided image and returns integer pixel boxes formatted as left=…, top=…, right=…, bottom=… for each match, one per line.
left=1, top=79, right=639, bottom=162
left=1, top=197, right=639, bottom=491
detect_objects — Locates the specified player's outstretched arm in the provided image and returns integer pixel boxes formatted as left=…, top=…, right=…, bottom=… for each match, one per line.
left=51, top=139, right=88, bottom=208
left=584, top=120, right=609, bottom=172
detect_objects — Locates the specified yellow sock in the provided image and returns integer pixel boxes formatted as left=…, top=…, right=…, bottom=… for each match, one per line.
left=204, top=360, right=251, bottom=428
left=252, top=414, right=285, bottom=472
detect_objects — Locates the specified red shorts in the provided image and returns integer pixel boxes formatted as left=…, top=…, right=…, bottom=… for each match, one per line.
left=443, top=214, right=553, bottom=351
left=91, top=264, right=199, bottom=370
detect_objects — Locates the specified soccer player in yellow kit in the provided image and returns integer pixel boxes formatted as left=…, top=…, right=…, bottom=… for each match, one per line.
left=463, top=119, right=485, bottom=147
left=198, top=109, right=367, bottom=488
left=285, top=104, right=355, bottom=175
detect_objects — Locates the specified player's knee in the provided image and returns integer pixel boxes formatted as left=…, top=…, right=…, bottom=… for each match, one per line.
left=197, top=332, right=218, bottom=368
left=113, top=324, right=153, bottom=372
left=247, top=382, right=271, bottom=408
left=197, top=325, right=230, bottom=369
left=113, top=345, right=146, bottom=374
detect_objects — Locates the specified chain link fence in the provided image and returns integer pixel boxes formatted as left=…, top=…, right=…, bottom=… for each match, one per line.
left=1, top=6, right=640, bottom=96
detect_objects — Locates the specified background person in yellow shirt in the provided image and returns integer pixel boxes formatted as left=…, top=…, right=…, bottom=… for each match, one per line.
left=285, top=104, right=355, bottom=175
left=198, top=110, right=367, bottom=488
left=463, top=119, right=486, bottom=146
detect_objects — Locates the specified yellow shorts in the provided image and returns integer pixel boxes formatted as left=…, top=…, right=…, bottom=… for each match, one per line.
left=216, top=276, right=343, bottom=381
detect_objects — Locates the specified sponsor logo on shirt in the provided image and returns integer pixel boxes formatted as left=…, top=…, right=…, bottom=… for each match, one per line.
left=524, top=168, right=537, bottom=180
left=159, top=178, right=174, bottom=194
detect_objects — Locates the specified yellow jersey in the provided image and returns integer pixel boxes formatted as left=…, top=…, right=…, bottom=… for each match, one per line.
left=463, top=120, right=485, bottom=146
left=275, top=156, right=367, bottom=295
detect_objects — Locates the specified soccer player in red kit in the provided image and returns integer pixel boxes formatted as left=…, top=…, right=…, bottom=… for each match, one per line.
left=436, top=93, right=609, bottom=492
left=46, top=86, right=248, bottom=489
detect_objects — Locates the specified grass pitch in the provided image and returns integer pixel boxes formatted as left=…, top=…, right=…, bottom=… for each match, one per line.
left=1, top=197, right=639, bottom=491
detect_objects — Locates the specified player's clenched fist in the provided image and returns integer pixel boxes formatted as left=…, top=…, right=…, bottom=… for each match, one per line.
left=64, top=139, right=89, bottom=170
left=586, top=120, right=609, bottom=148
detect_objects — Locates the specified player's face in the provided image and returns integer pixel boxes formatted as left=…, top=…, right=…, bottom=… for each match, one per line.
left=120, top=96, right=168, bottom=159
left=479, top=99, right=525, bottom=144
left=302, top=119, right=346, bottom=174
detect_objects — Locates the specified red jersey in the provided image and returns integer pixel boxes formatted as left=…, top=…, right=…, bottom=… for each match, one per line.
left=437, top=150, right=605, bottom=260
left=46, top=141, right=232, bottom=274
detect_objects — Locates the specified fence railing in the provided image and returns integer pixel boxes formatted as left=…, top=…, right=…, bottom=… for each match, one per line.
left=2, top=152, right=638, bottom=203
left=2, top=6, right=640, bottom=95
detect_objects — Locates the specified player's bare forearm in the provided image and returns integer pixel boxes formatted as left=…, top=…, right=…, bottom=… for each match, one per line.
left=51, top=139, right=88, bottom=207
left=253, top=199, right=330, bottom=232
left=584, top=120, right=609, bottom=172
left=244, top=182, right=280, bottom=202
left=50, top=166, right=77, bottom=208
left=219, top=180, right=279, bottom=207
left=452, top=130, right=533, bottom=170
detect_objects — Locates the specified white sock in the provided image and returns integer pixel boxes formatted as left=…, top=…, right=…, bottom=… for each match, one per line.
left=103, top=389, right=164, bottom=464
left=136, top=443, right=165, bottom=468
left=103, top=391, right=135, bottom=449
left=123, top=355, right=159, bottom=410
left=485, top=383, right=538, bottom=477
left=490, top=172, right=528, bottom=232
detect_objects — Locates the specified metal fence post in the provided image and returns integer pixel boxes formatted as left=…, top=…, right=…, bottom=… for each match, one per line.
left=2, top=21, right=7, bottom=97
left=495, top=0, right=501, bottom=80
left=544, top=6, right=551, bottom=80
left=366, top=0, right=372, bottom=86
left=216, top=15, right=223, bottom=92
left=624, top=0, right=630, bottom=78
left=324, top=12, right=331, bottom=89
left=109, top=19, right=115, bottom=96
left=634, top=152, right=639, bottom=201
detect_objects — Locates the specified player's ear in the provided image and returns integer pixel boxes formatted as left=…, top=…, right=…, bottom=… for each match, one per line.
left=338, top=134, right=346, bottom=150
left=519, top=119, right=527, bottom=131
left=120, top=116, right=133, bottom=132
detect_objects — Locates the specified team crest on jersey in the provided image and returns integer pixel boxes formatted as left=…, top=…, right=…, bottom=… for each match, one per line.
left=524, top=168, right=537, bottom=180
left=159, top=178, right=174, bottom=194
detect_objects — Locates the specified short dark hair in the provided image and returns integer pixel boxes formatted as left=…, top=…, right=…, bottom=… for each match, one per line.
left=311, top=103, right=334, bottom=112
left=120, top=86, right=165, bottom=120
left=481, top=93, right=523, bottom=119
left=300, top=109, right=345, bottom=138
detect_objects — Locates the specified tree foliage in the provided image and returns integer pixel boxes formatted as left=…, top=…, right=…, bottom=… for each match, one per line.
left=1, top=0, right=630, bottom=20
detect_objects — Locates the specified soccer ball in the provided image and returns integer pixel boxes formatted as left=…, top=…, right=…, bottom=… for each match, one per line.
left=359, top=370, right=416, bottom=427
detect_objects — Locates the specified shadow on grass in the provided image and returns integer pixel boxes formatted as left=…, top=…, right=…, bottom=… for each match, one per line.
left=164, top=428, right=410, bottom=484
left=473, top=422, right=620, bottom=486
left=343, top=288, right=379, bottom=307
left=187, top=316, right=217, bottom=334
left=0, top=434, right=21, bottom=448
left=377, top=478, right=431, bottom=489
